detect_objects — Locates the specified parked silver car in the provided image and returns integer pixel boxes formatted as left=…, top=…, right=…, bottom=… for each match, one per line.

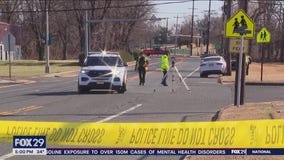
left=199, top=56, right=227, bottom=78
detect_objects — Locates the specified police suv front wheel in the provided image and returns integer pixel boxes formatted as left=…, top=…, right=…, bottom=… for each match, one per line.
left=117, top=82, right=126, bottom=94
left=78, top=84, right=89, bottom=94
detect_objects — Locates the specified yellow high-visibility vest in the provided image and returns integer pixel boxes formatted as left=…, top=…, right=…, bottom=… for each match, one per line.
left=160, top=54, right=169, bottom=71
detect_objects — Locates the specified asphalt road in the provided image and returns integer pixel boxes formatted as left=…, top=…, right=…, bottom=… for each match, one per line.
left=0, top=56, right=283, bottom=160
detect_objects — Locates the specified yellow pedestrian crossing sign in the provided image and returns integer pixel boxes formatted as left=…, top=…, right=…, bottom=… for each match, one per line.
left=225, top=9, right=254, bottom=38
left=257, top=27, right=270, bottom=43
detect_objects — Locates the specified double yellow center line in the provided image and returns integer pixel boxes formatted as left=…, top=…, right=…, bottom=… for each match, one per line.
left=0, top=105, right=43, bottom=115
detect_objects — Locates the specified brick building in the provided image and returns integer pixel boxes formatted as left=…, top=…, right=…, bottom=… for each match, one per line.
left=0, top=22, right=21, bottom=60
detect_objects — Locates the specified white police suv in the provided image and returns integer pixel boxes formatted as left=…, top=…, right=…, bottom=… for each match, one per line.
left=78, top=52, right=127, bottom=93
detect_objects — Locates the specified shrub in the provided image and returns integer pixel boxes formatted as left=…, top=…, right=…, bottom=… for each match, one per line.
left=119, top=50, right=134, bottom=63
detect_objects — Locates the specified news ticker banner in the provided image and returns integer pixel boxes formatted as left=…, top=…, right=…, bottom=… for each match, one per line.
left=12, top=136, right=284, bottom=156
left=13, top=147, right=284, bottom=156
left=1, top=119, right=284, bottom=148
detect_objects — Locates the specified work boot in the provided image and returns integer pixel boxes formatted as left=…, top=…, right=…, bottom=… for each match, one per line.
left=161, top=82, right=168, bottom=86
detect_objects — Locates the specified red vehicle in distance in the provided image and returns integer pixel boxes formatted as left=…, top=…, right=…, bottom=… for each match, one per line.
left=143, top=48, right=170, bottom=56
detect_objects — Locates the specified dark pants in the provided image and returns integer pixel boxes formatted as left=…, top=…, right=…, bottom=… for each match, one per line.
left=246, top=64, right=249, bottom=75
left=138, top=67, right=146, bottom=85
left=161, top=69, right=168, bottom=85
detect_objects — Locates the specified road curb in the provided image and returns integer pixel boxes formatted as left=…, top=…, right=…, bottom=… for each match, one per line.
left=218, top=77, right=284, bottom=86
left=127, top=61, right=136, bottom=66
left=246, top=82, right=284, bottom=86
left=0, top=70, right=79, bottom=88
left=218, top=77, right=233, bottom=85
left=211, top=110, right=221, bottom=121
left=0, top=79, right=36, bottom=88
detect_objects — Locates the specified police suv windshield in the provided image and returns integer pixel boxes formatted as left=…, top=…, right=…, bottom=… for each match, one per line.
left=85, top=57, right=123, bottom=67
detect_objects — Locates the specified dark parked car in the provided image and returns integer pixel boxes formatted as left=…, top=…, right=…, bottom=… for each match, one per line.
left=231, top=56, right=237, bottom=70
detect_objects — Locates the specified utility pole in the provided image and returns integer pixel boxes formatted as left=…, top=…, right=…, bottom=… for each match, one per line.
left=166, top=18, right=168, bottom=45
left=234, top=0, right=248, bottom=106
left=281, top=3, right=284, bottom=62
left=84, top=9, right=89, bottom=56
left=174, top=15, right=181, bottom=54
left=205, top=0, right=212, bottom=55
left=224, top=0, right=232, bottom=75
left=240, top=0, right=248, bottom=106
left=45, top=0, right=50, bottom=73
left=190, top=0, right=195, bottom=56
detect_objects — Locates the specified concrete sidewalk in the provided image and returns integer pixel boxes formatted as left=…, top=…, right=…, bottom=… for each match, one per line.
left=220, top=62, right=284, bottom=85
left=187, top=62, right=284, bottom=160
left=218, top=62, right=284, bottom=119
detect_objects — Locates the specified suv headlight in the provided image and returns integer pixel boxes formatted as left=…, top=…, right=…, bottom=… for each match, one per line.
left=111, top=69, right=121, bottom=76
left=81, top=69, right=90, bottom=74
left=115, top=70, right=121, bottom=76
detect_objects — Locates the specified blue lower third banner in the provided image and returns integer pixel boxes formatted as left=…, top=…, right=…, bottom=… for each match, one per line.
left=45, top=148, right=284, bottom=155
left=13, top=136, right=47, bottom=155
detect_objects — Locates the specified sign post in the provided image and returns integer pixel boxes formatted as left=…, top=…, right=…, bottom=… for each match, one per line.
left=256, top=27, right=271, bottom=81
left=3, top=33, right=16, bottom=80
left=237, top=34, right=244, bottom=107
left=225, top=9, right=255, bottom=107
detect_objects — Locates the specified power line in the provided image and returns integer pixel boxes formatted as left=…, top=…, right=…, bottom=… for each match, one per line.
left=0, top=0, right=193, bottom=13
left=0, top=0, right=229, bottom=15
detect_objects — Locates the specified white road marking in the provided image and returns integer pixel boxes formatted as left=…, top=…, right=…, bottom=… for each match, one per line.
left=148, top=62, right=160, bottom=66
left=183, top=67, right=200, bottom=80
left=0, top=104, right=142, bottom=159
left=0, top=153, right=14, bottom=160
left=174, top=66, right=191, bottom=91
left=96, top=104, right=142, bottom=123
left=0, top=84, right=21, bottom=89
left=173, top=66, right=199, bottom=92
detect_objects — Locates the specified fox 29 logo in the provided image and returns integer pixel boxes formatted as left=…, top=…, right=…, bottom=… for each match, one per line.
left=13, top=136, right=46, bottom=148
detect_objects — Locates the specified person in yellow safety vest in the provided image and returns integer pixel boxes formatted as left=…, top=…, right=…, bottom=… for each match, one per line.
left=137, top=52, right=149, bottom=86
left=245, top=55, right=252, bottom=75
left=160, top=52, right=169, bottom=86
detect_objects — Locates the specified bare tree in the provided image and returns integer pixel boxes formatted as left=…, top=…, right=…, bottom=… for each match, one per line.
left=275, top=1, right=284, bottom=62
left=51, top=2, right=77, bottom=59
left=21, top=0, right=52, bottom=60
left=250, top=0, right=284, bottom=62
left=70, top=0, right=85, bottom=54
left=106, top=0, right=152, bottom=51
left=0, top=0, right=154, bottom=60
left=88, top=0, right=112, bottom=50
left=0, top=0, right=21, bottom=24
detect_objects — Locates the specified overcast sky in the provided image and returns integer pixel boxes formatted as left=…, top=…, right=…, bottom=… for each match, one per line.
left=152, top=0, right=224, bottom=27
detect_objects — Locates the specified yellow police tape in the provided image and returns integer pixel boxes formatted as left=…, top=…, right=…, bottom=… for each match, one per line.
left=0, top=120, right=283, bottom=148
